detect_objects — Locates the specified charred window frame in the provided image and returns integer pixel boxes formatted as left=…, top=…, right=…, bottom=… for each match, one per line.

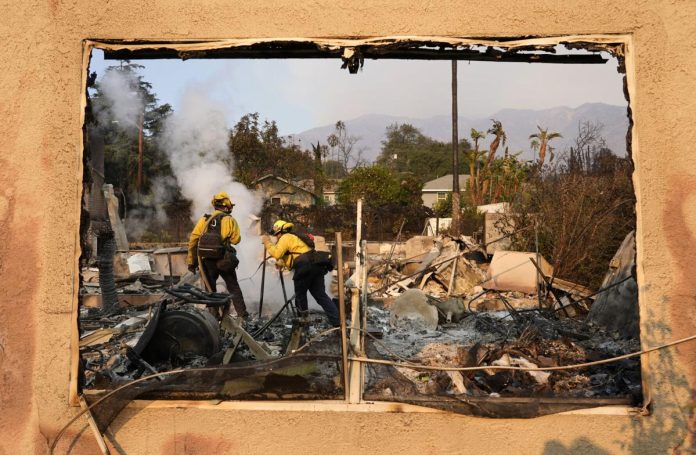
left=72, top=35, right=643, bottom=417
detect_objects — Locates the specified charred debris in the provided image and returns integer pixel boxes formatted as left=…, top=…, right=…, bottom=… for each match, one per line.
left=78, top=222, right=641, bottom=419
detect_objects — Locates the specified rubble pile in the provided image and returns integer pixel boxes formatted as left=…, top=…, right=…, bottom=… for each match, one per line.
left=360, top=234, right=641, bottom=404
left=368, top=236, right=488, bottom=299
left=77, top=229, right=642, bottom=416
left=365, top=304, right=640, bottom=400
left=79, top=278, right=342, bottom=398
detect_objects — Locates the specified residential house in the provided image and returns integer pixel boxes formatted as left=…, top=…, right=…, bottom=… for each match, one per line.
left=321, top=180, right=341, bottom=205
left=252, top=174, right=319, bottom=207
left=421, top=174, right=470, bottom=208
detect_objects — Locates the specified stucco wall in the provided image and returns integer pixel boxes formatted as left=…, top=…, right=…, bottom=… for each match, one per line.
left=1, top=1, right=696, bottom=453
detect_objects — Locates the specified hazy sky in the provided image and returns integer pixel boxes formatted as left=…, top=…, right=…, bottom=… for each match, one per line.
left=89, top=48, right=627, bottom=136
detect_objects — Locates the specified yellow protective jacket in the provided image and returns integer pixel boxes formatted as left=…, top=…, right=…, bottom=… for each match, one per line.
left=187, top=210, right=241, bottom=265
left=263, top=233, right=311, bottom=270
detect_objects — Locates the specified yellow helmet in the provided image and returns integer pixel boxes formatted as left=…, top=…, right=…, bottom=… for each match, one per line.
left=271, top=219, right=293, bottom=235
left=211, top=191, right=233, bottom=209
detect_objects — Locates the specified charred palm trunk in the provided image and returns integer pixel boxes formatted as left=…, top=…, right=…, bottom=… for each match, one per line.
left=88, top=126, right=119, bottom=314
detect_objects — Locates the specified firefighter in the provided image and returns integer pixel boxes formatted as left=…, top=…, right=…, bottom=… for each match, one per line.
left=187, top=192, right=248, bottom=319
left=261, top=220, right=340, bottom=327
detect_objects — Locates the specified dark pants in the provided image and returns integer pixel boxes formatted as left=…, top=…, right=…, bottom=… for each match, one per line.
left=202, top=258, right=248, bottom=318
left=294, top=265, right=340, bottom=326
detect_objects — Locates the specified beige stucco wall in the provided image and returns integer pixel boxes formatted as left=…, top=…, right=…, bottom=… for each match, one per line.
left=1, top=1, right=696, bottom=453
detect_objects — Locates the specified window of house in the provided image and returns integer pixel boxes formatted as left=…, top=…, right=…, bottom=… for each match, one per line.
left=74, top=37, right=640, bottom=424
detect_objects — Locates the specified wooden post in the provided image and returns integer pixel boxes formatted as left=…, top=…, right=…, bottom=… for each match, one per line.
left=349, top=199, right=364, bottom=403
left=360, top=239, right=368, bottom=397
left=447, top=256, right=458, bottom=297
left=348, top=289, right=362, bottom=403
left=336, top=232, right=350, bottom=402
left=354, top=198, right=363, bottom=289
left=79, top=395, right=111, bottom=455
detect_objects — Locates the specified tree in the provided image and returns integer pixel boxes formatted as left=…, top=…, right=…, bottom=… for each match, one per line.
left=529, top=126, right=562, bottom=166
left=91, top=61, right=173, bottom=198
left=487, top=119, right=507, bottom=165
left=376, top=123, right=470, bottom=181
left=323, top=159, right=348, bottom=179
left=397, top=174, right=425, bottom=207
left=337, top=166, right=404, bottom=206
left=312, top=141, right=329, bottom=199
left=327, top=120, right=364, bottom=175
left=567, top=121, right=609, bottom=174
left=505, top=125, right=635, bottom=288
left=466, top=128, right=487, bottom=205
left=487, top=153, right=528, bottom=202
left=229, top=113, right=314, bottom=186
left=378, top=123, right=426, bottom=173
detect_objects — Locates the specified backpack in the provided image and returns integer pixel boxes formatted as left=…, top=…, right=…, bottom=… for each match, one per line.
left=197, top=213, right=227, bottom=259
left=288, top=227, right=334, bottom=273
left=290, top=225, right=315, bottom=249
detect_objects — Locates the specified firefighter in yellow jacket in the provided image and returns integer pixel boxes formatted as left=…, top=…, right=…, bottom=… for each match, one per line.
left=188, top=192, right=248, bottom=319
left=261, top=220, right=339, bottom=326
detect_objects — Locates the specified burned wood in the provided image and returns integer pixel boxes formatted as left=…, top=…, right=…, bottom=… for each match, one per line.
left=284, top=321, right=304, bottom=355
left=529, top=258, right=570, bottom=316
left=78, top=395, right=111, bottom=455
left=222, top=333, right=243, bottom=365
left=371, top=254, right=461, bottom=295
left=104, top=41, right=608, bottom=64
left=221, top=316, right=271, bottom=361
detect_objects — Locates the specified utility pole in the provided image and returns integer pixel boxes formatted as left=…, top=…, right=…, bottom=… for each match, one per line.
left=451, top=60, right=461, bottom=236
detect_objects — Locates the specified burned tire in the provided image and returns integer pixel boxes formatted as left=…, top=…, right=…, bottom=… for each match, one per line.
left=142, top=308, right=220, bottom=365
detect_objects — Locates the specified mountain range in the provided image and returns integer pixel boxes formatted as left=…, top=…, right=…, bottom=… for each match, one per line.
left=291, top=103, right=630, bottom=162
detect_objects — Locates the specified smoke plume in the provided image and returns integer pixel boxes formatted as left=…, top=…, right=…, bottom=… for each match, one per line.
left=159, top=87, right=312, bottom=314
left=97, top=67, right=332, bottom=314
left=97, top=69, right=144, bottom=131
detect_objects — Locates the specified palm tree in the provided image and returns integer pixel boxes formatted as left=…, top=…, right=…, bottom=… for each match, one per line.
left=529, top=126, right=562, bottom=165
left=487, top=119, right=506, bottom=165
left=468, top=129, right=486, bottom=204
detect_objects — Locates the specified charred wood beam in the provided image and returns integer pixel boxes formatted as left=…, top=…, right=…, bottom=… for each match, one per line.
left=104, top=47, right=607, bottom=64
left=221, top=315, right=271, bottom=360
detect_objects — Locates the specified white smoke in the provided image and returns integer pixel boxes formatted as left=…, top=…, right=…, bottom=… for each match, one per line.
left=158, top=86, right=336, bottom=315
left=159, top=87, right=304, bottom=314
left=122, top=176, right=178, bottom=240
left=96, top=68, right=333, bottom=316
left=97, top=69, right=144, bottom=131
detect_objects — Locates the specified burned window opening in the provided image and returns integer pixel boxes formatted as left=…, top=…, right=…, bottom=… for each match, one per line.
left=76, top=37, right=640, bottom=424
